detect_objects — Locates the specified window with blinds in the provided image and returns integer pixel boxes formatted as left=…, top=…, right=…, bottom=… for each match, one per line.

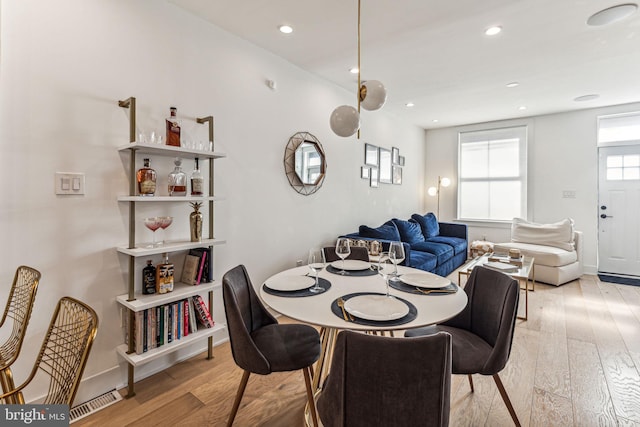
left=458, top=126, right=527, bottom=221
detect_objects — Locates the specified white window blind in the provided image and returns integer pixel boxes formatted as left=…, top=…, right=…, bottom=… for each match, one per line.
left=598, top=112, right=640, bottom=144
left=458, top=126, right=527, bottom=221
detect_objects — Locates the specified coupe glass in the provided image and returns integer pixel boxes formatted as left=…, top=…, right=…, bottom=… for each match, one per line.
left=308, top=247, right=326, bottom=293
left=143, top=217, right=161, bottom=248
left=157, top=216, right=173, bottom=245
left=388, top=241, right=405, bottom=279
left=335, top=238, right=351, bottom=275
left=377, top=252, right=394, bottom=298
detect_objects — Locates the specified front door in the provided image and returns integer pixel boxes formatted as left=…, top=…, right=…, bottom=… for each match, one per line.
left=598, top=145, right=640, bottom=276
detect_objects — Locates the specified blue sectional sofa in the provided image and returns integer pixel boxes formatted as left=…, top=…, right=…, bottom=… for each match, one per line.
left=342, top=213, right=468, bottom=277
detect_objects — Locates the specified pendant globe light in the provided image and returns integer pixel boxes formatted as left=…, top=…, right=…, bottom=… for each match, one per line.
left=330, top=0, right=387, bottom=138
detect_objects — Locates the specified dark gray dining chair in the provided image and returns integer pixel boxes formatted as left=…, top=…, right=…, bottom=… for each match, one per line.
left=222, top=265, right=321, bottom=427
left=323, top=246, right=369, bottom=263
left=405, top=265, right=521, bottom=426
left=317, top=329, right=452, bottom=427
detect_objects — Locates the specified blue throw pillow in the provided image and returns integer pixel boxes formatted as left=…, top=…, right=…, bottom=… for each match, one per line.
left=392, top=218, right=425, bottom=244
left=359, top=220, right=401, bottom=241
left=411, top=213, right=440, bottom=238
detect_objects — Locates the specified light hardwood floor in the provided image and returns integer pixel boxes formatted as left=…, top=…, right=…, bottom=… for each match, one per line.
left=76, top=274, right=640, bottom=426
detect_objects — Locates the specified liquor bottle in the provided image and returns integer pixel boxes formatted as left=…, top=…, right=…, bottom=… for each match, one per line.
left=136, top=158, right=156, bottom=196
left=166, top=106, right=181, bottom=147
left=167, top=158, right=187, bottom=196
left=190, top=157, right=204, bottom=196
left=142, top=260, right=156, bottom=295
left=156, top=253, right=174, bottom=294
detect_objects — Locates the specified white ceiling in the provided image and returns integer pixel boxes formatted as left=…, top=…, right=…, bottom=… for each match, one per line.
left=170, top=0, right=640, bottom=129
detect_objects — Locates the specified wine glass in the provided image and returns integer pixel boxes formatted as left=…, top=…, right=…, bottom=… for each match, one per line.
left=388, top=241, right=406, bottom=279
left=143, top=217, right=161, bottom=248
left=308, top=247, right=326, bottom=293
left=157, top=216, right=173, bottom=245
left=377, top=252, right=394, bottom=298
left=335, top=238, right=351, bottom=275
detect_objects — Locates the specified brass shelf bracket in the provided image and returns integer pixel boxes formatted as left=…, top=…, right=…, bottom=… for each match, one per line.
left=118, top=97, right=137, bottom=143
left=196, top=115, right=214, bottom=150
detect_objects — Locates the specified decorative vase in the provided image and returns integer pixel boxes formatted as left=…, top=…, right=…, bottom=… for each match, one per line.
left=189, top=202, right=203, bottom=242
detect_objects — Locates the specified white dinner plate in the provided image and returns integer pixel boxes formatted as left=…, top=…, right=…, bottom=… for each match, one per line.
left=344, top=294, right=409, bottom=321
left=400, top=273, right=451, bottom=289
left=265, top=275, right=315, bottom=292
left=330, top=260, right=372, bottom=271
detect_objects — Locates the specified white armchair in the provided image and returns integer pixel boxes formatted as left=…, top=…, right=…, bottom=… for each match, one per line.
left=494, top=218, right=583, bottom=286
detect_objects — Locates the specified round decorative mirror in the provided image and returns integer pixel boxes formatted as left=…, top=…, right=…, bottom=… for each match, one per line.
left=284, top=131, right=326, bottom=195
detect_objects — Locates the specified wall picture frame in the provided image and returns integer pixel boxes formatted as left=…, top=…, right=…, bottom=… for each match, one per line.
left=361, top=166, right=370, bottom=179
left=392, top=165, right=402, bottom=185
left=392, top=147, right=400, bottom=165
left=370, top=167, right=379, bottom=187
left=365, top=143, right=379, bottom=166
left=399, top=155, right=405, bottom=166
left=379, top=147, right=392, bottom=184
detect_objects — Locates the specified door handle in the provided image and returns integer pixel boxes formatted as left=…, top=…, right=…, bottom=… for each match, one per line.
left=600, top=214, right=613, bottom=219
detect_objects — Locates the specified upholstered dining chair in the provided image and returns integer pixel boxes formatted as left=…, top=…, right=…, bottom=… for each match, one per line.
left=0, top=265, right=41, bottom=395
left=0, top=296, right=98, bottom=405
left=222, top=265, right=321, bottom=427
left=405, top=266, right=521, bottom=426
left=323, top=246, right=369, bottom=263
left=317, top=329, right=452, bottom=427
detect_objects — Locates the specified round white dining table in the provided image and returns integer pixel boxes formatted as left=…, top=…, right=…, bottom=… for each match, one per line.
left=260, top=263, right=468, bottom=426
left=260, top=264, right=468, bottom=332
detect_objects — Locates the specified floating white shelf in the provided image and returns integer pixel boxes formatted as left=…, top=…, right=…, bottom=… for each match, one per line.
left=116, top=323, right=225, bottom=367
left=117, top=195, right=224, bottom=202
left=118, top=142, right=226, bottom=160
left=116, top=281, right=220, bottom=312
left=116, top=238, right=225, bottom=257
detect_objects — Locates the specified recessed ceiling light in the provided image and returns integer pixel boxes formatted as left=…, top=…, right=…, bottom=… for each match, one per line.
left=278, top=25, right=293, bottom=34
left=405, top=102, right=415, bottom=107
left=574, top=94, right=600, bottom=102
left=506, top=82, right=519, bottom=88
left=518, top=106, right=527, bottom=110
left=587, top=4, right=638, bottom=26
left=432, top=119, right=439, bottom=123
left=349, top=67, right=359, bottom=74
left=485, top=26, right=502, bottom=36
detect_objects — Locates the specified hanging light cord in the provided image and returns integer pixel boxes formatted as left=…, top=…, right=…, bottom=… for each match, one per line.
left=356, top=0, right=361, bottom=138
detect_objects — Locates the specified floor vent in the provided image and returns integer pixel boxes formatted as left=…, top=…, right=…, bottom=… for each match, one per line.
left=70, top=389, right=122, bottom=423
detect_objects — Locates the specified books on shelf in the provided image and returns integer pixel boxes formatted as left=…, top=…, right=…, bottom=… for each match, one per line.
left=192, top=295, right=214, bottom=328
left=184, top=247, right=212, bottom=285
left=181, top=255, right=200, bottom=285
left=125, top=296, right=214, bottom=355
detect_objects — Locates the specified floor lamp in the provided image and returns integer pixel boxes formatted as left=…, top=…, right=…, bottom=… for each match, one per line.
left=427, top=176, right=450, bottom=218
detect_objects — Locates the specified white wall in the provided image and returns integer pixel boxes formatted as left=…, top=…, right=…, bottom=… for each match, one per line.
left=425, top=101, right=640, bottom=275
left=0, top=0, right=425, bottom=403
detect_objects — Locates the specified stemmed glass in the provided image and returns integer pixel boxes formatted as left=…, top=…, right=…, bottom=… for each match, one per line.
left=377, top=252, right=394, bottom=298
left=388, top=241, right=406, bottom=279
left=335, top=238, right=351, bottom=275
left=157, top=216, right=173, bottom=246
left=308, top=247, right=326, bottom=293
left=143, top=217, right=161, bottom=248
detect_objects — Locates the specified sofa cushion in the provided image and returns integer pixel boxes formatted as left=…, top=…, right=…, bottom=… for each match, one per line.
left=411, top=213, right=440, bottom=238
left=392, top=218, right=425, bottom=244
left=511, top=217, right=575, bottom=251
left=359, top=220, right=401, bottom=242
left=493, top=242, right=577, bottom=267
left=410, top=241, right=454, bottom=265
left=427, top=236, right=467, bottom=256
left=407, top=250, right=437, bottom=272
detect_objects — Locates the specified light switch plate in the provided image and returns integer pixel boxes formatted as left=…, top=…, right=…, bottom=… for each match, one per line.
left=55, top=172, right=85, bottom=195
